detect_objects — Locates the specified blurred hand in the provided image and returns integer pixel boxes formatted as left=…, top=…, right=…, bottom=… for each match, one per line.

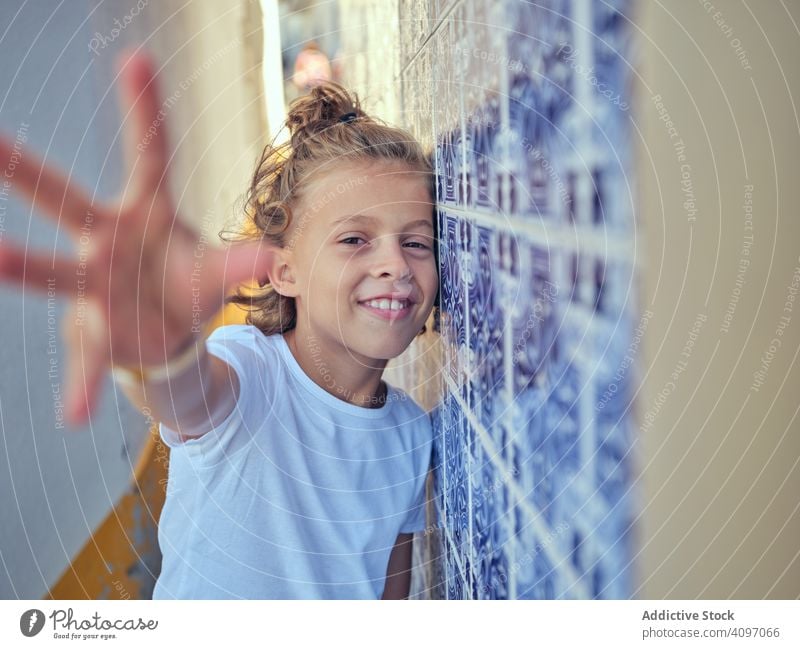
left=0, top=48, right=273, bottom=427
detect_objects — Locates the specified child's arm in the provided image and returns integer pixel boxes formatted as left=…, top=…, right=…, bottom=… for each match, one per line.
left=381, top=532, right=414, bottom=600
left=116, top=336, right=240, bottom=439
left=0, top=48, right=272, bottom=428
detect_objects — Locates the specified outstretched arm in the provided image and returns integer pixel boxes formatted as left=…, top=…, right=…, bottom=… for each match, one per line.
left=0, top=48, right=274, bottom=433
left=116, top=341, right=242, bottom=440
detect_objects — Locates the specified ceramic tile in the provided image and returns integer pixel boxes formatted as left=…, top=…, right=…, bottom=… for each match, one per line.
left=442, top=392, right=470, bottom=563
left=469, top=431, right=513, bottom=599
left=399, top=0, right=432, bottom=69
left=515, top=535, right=558, bottom=599
left=433, top=16, right=465, bottom=207
left=463, top=94, right=503, bottom=211
left=468, top=224, right=505, bottom=432
left=401, top=42, right=435, bottom=152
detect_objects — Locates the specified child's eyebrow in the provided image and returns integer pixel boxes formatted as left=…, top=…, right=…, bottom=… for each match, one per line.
left=331, top=214, right=433, bottom=231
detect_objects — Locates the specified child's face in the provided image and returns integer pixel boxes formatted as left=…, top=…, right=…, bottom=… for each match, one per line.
left=281, top=160, right=437, bottom=361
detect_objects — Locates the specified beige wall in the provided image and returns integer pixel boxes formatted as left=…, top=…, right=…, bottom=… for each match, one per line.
left=637, top=0, right=800, bottom=598
left=91, top=0, right=269, bottom=238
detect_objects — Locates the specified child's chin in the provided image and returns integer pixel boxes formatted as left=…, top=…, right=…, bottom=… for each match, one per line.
left=348, top=334, right=412, bottom=361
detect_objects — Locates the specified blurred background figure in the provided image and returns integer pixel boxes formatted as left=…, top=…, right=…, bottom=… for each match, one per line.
left=279, top=0, right=341, bottom=107
left=292, top=41, right=333, bottom=91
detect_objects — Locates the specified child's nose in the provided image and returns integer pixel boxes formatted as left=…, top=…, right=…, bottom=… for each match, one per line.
left=371, top=240, right=412, bottom=279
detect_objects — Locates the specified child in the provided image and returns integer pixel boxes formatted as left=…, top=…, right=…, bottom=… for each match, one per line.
left=0, top=51, right=437, bottom=599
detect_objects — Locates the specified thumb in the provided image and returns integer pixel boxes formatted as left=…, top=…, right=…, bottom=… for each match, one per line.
left=220, top=241, right=279, bottom=291
left=62, top=301, right=110, bottom=428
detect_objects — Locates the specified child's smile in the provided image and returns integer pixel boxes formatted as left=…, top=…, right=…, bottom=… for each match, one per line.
left=357, top=296, right=416, bottom=321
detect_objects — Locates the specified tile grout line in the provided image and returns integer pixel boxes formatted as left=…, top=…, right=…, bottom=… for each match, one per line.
left=439, top=203, right=642, bottom=263
left=462, top=219, right=474, bottom=598
left=425, top=5, right=449, bottom=599
left=459, top=12, right=474, bottom=595
left=497, top=0, right=516, bottom=599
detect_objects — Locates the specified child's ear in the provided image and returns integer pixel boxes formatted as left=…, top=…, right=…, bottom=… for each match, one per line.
left=264, top=248, right=299, bottom=298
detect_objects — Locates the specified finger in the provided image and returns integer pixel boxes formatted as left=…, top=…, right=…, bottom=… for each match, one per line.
left=62, top=300, right=110, bottom=427
left=116, top=48, right=170, bottom=200
left=0, top=135, right=95, bottom=232
left=218, top=241, right=278, bottom=292
left=0, top=244, right=79, bottom=293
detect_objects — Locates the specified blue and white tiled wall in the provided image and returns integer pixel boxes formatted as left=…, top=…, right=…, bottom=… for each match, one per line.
left=341, top=0, right=640, bottom=599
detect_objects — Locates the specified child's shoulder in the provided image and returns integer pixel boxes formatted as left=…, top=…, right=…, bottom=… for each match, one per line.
left=207, top=323, right=278, bottom=347
left=205, top=323, right=283, bottom=370
left=208, top=322, right=263, bottom=337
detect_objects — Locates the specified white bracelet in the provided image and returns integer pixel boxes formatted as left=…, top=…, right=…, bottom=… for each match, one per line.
left=111, top=333, right=204, bottom=388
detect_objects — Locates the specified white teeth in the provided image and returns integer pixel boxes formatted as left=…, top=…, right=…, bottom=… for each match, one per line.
left=363, top=298, right=409, bottom=311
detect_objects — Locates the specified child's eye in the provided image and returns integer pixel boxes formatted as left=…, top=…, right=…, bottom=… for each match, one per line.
left=404, top=241, right=430, bottom=250
left=339, top=236, right=366, bottom=245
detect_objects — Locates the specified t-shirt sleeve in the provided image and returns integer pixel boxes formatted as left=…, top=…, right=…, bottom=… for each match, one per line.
left=158, top=325, right=270, bottom=462
left=399, top=473, right=429, bottom=534
left=399, top=414, right=433, bottom=534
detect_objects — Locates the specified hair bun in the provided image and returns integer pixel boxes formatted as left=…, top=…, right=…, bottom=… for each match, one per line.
left=285, top=81, right=365, bottom=139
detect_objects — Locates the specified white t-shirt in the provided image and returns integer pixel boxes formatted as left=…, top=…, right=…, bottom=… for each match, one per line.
left=152, top=324, right=432, bottom=599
